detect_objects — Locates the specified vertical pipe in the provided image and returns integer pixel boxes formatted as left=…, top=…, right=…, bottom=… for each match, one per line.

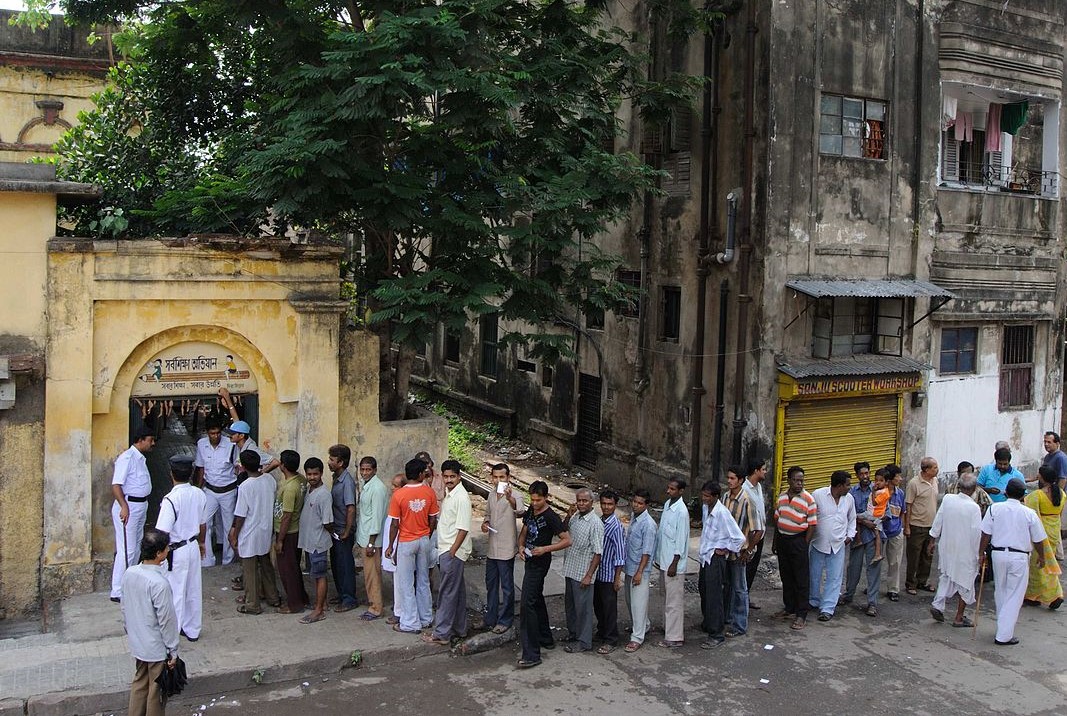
left=711, top=279, right=730, bottom=478
left=730, top=0, right=757, bottom=464
left=689, top=12, right=720, bottom=485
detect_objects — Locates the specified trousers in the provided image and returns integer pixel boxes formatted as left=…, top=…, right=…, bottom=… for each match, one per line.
left=992, top=551, right=1029, bottom=642
left=128, top=659, right=166, bottom=716
left=809, top=545, right=846, bottom=616
left=593, top=580, right=620, bottom=645
left=201, top=488, right=237, bottom=566
left=905, top=526, right=933, bottom=590
left=565, top=577, right=595, bottom=649
left=396, top=536, right=433, bottom=631
left=519, top=558, right=553, bottom=662
left=777, top=532, right=810, bottom=618
left=111, top=500, right=148, bottom=599
left=241, top=553, right=279, bottom=612
left=625, top=573, right=652, bottom=644
left=276, top=532, right=308, bottom=612
left=843, top=539, right=883, bottom=607
left=432, top=551, right=468, bottom=640
left=661, top=567, right=686, bottom=642
left=726, top=558, right=749, bottom=633
left=484, top=557, right=516, bottom=628
left=883, top=531, right=905, bottom=594
left=699, top=556, right=731, bottom=641
left=330, top=533, right=358, bottom=608
left=166, top=541, right=202, bottom=639
left=361, top=547, right=384, bottom=616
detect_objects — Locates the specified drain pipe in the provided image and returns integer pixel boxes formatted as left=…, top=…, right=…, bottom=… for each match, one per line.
left=716, top=190, right=739, bottom=264
left=688, top=14, right=720, bottom=486
left=633, top=7, right=660, bottom=394
left=730, top=0, right=757, bottom=464
left=711, top=279, right=730, bottom=477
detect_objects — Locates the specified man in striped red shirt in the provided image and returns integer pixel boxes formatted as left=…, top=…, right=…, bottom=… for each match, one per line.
left=773, top=466, right=818, bottom=630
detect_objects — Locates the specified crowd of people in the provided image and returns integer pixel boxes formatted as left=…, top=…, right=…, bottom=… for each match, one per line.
left=109, top=388, right=1067, bottom=710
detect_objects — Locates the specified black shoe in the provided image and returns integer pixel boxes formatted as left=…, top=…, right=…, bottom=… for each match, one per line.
left=540, top=641, right=556, bottom=650
left=109, top=597, right=121, bottom=604
left=517, top=659, right=542, bottom=669
left=994, top=637, right=1020, bottom=646
left=1050, top=598, right=1063, bottom=611
left=887, top=592, right=899, bottom=602
left=180, top=630, right=199, bottom=642
left=1023, top=598, right=1041, bottom=607
left=818, top=612, right=832, bottom=622
left=563, top=644, right=591, bottom=654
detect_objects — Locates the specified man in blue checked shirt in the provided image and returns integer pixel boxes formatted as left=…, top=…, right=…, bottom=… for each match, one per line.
left=593, top=490, right=627, bottom=654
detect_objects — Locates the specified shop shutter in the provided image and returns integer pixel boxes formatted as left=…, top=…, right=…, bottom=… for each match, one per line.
left=776, top=395, right=899, bottom=495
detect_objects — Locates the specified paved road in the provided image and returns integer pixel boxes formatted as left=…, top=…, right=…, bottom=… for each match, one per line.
left=152, top=586, right=1066, bottom=716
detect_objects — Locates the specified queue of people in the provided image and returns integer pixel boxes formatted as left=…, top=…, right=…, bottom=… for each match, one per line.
left=111, top=401, right=1067, bottom=711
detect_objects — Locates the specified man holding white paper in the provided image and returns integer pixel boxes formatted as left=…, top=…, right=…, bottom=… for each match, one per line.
left=481, top=463, right=527, bottom=633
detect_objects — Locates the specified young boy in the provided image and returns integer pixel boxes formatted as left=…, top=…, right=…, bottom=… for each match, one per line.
left=297, top=457, right=332, bottom=624
left=865, top=470, right=890, bottom=563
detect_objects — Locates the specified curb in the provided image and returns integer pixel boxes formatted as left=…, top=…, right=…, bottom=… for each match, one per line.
left=20, top=641, right=433, bottom=716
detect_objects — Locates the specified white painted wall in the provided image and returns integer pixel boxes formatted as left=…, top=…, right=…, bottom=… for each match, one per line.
left=925, top=324, right=1062, bottom=478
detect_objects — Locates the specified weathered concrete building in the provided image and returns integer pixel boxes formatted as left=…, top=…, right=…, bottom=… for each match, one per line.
left=417, top=0, right=1067, bottom=496
left=0, top=9, right=110, bottom=162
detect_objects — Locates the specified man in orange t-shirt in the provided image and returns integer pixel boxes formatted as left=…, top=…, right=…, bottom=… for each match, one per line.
left=385, top=458, right=440, bottom=633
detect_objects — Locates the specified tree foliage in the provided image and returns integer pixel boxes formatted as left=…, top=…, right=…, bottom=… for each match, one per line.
left=45, top=0, right=704, bottom=418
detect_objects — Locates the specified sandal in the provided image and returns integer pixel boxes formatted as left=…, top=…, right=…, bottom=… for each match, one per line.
left=790, top=617, right=806, bottom=630
left=386, top=616, right=400, bottom=625
left=299, top=613, right=327, bottom=624
left=491, top=624, right=509, bottom=634
left=624, top=641, right=642, bottom=653
left=334, top=603, right=356, bottom=613
left=392, top=623, right=420, bottom=634
left=951, top=617, right=973, bottom=628
left=360, top=611, right=382, bottom=621
left=596, top=644, right=616, bottom=655
left=906, top=588, right=918, bottom=596
left=236, top=605, right=262, bottom=615
left=276, top=605, right=299, bottom=614
left=230, top=578, right=244, bottom=592
left=421, top=634, right=450, bottom=646
left=235, top=595, right=247, bottom=605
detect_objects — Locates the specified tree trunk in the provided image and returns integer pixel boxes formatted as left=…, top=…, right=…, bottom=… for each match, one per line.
left=390, top=344, right=416, bottom=421
left=374, top=320, right=395, bottom=420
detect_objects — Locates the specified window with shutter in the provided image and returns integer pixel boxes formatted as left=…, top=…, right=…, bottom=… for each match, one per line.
left=941, top=135, right=960, bottom=181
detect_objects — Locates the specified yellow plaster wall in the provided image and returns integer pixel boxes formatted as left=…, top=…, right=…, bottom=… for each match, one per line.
left=0, top=65, right=102, bottom=162
left=0, top=192, right=56, bottom=340
left=43, top=239, right=349, bottom=592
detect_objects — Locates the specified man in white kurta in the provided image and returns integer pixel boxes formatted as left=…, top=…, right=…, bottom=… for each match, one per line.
left=928, top=477, right=982, bottom=627
left=979, top=478, right=1047, bottom=645
left=155, top=455, right=208, bottom=641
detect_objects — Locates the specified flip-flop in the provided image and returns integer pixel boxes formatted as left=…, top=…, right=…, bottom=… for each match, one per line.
left=276, top=605, right=299, bottom=614
left=235, top=595, right=247, bottom=605
left=624, top=641, right=642, bottom=653
left=360, top=611, right=382, bottom=621
left=951, top=617, right=973, bottom=627
left=236, top=605, right=262, bottom=615
left=386, top=616, right=400, bottom=625
left=392, top=623, right=420, bottom=634
left=421, top=634, right=450, bottom=646
left=334, top=603, right=356, bottom=613
left=299, top=613, right=326, bottom=624
left=906, top=588, right=918, bottom=595
left=790, top=617, right=806, bottom=630
left=596, top=644, right=616, bottom=654
left=491, top=624, right=509, bottom=634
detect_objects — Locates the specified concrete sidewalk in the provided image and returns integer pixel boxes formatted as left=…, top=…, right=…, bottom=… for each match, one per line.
left=0, top=559, right=494, bottom=716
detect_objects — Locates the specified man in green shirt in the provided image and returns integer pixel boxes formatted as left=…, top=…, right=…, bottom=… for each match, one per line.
left=274, top=450, right=307, bottom=614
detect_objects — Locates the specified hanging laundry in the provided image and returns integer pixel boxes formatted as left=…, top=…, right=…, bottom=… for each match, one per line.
left=942, top=96, right=958, bottom=127
left=1000, top=101, right=1029, bottom=135
left=985, top=104, right=1002, bottom=152
left=954, top=111, right=973, bottom=142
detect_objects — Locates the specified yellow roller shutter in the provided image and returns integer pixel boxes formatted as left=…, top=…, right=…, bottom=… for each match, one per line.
left=776, top=395, right=899, bottom=495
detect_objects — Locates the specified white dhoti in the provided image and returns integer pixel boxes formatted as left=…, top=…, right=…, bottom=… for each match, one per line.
left=167, top=540, right=203, bottom=639
left=201, top=487, right=238, bottom=566
left=110, top=500, right=148, bottom=599
left=931, top=573, right=976, bottom=610
left=991, top=551, right=1029, bottom=642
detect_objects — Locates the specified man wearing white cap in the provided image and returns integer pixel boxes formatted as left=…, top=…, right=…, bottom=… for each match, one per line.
left=155, top=455, right=208, bottom=641
left=218, top=388, right=279, bottom=475
left=110, top=427, right=157, bottom=602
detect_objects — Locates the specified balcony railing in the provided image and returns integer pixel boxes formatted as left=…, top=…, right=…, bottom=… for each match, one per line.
left=944, top=161, right=1058, bottom=197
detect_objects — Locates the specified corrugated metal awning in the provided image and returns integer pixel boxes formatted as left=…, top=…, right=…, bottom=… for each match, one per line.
left=777, top=354, right=931, bottom=379
left=785, top=278, right=955, bottom=299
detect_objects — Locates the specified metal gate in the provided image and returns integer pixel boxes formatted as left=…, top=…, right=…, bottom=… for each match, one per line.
left=576, top=373, right=602, bottom=469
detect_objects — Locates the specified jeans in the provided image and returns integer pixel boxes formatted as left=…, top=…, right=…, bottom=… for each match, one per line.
left=484, top=557, right=516, bottom=628
left=396, top=535, right=433, bottom=632
left=330, top=532, right=358, bottom=608
left=809, top=545, right=846, bottom=616
left=843, top=539, right=882, bottom=607
left=520, top=558, right=553, bottom=662
left=726, top=558, right=749, bottom=633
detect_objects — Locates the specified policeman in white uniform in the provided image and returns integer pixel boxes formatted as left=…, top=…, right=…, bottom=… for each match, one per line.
left=979, top=477, right=1047, bottom=646
left=110, top=427, right=157, bottom=602
left=194, top=418, right=238, bottom=566
left=155, top=454, right=208, bottom=641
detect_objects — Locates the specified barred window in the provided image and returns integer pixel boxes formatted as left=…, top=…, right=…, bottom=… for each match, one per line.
left=999, top=325, right=1034, bottom=409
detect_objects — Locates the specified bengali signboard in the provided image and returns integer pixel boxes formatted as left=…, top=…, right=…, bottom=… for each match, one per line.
left=778, top=372, right=922, bottom=401
left=132, top=342, right=258, bottom=397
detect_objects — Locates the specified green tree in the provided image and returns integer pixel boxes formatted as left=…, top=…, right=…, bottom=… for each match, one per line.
left=39, top=0, right=701, bottom=420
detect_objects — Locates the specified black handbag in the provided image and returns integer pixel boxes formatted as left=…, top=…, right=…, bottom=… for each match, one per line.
left=155, top=656, right=188, bottom=701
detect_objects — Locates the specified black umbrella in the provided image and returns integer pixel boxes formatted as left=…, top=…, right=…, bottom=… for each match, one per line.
left=155, top=657, right=188, bottom=701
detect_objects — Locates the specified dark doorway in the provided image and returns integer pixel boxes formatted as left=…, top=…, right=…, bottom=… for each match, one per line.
left=575, top=373, right=602, bottom=469
left=128, top=394, right=259, bottom=526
